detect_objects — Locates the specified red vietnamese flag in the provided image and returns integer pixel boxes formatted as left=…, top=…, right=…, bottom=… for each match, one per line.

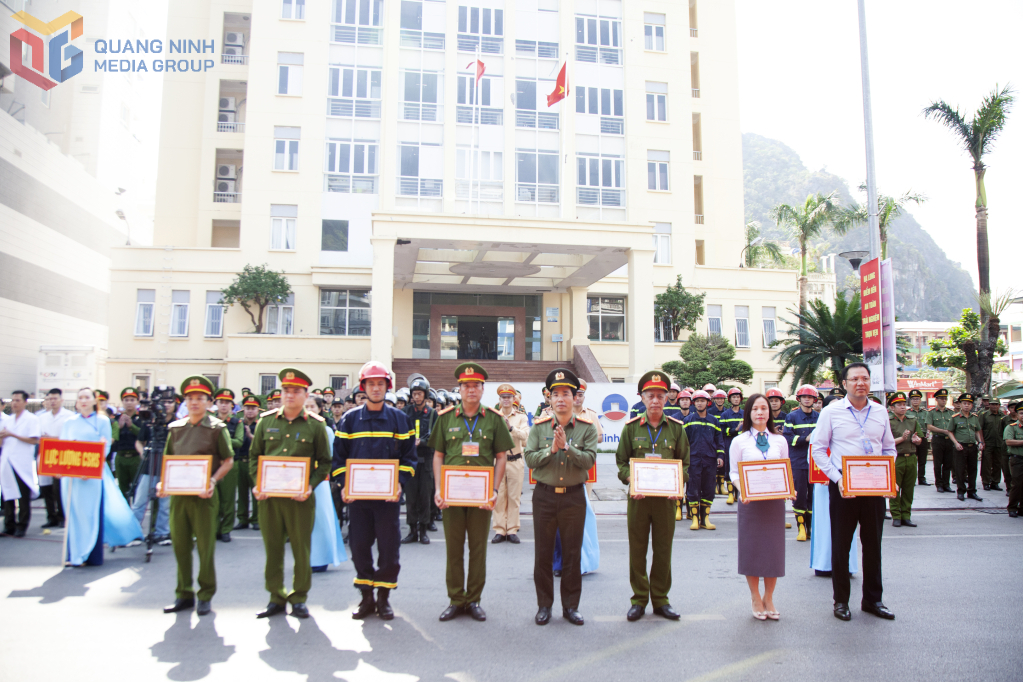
left=546, top=62, right=569, bottom=107
left=466, top=59, right=485, bottom=82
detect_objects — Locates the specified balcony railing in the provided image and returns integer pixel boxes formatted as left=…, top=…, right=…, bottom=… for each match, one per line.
left=214, top=192, right=241, bottom=203
left=690, top=27, right=698, bottom=37
left=399, top=29, right=445, bottom=50
left=456, top=180, right=504, bottom=201
left=692, top=88, right=700, bottom=98
left=221, top=53, right=248, bottom=65
left=693, top=150, right=702, bottom=160
left=515, top=110, right=559, bottom=129
left=600, top=117, right=623, bottom=135
left=516, top=183, right=559, bottom=203
left=577, top=187, right=624, bottom=207
left=457, top=34, right=503, bottom=54
left=327, top=98, right=381, bottom=118
left=325, top=174, right=378, bottom=194
left=456, top=106, right=503, bottom=125
left=217, top=121, right=245, bottom=133
left=516, top=40, right=559, bottom=59
left=398, top=177, right=443, bottom=197
left=695, top=214, right=704, bottom=224
left=331, top=24, right=383, bottom=45
left=576, top=46, right=622, bottom=65
left=402, top=102, right=439, bottom=122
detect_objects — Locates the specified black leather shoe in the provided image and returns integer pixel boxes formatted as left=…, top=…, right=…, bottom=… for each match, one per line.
left=419, top=527, right=430, bottom=544
left=251, top=522, right=260, bottom=531
left=968, top=492, right=983, bottom=501
left=376, top=590, right=394, bottom=620
left=401, top=525, right=419, bottom=544
left=917, top=479, right=927, bottom=486
left=257, top=602, right=287, bottom=618
left=427, top=521, right=438, bottom=532
left=861, top=602, right=895, bottom=620
left=220, top=532, right=231, bottom=543
left=290, top=603, right=310, bottom=619
left=983, top=484, right=991, bottom=490
left=13, top=528, right=25, bottom=538
left=563, top=608, right=584, bottom=626
left=196, top=600, right=212, bottom=616
left=233, top=522, right=249, bottom=530
left=902, top=519, right=917, bottom=527
left=491, top=534, right=506, bottom=544
left=535, top=606, right=552, bottom=625
left=42, top=520, right=59, bottom=529
left=833, top=603, right=851, bottom=621
left=1009, top=510, right=1019, bottom=518
left=439, top=605, right=464, bottom=621
left=892, top=519, right=902, bottom=527
left=553, top=570, right=562, bottom=577
left=352, top=593, right=376, bottom=620
left=164, top=598, right=195, bottom=613
left=626, top=604, right=645, bottom=621
left=507, top=534, right=520, bottom=544
left=653, top=604, right=681, bottom=620
left=990, top=484, right=1003, bottom=491
left=433, top=511, right=443, bottom=521
left=814, top=570, right=832, bottom=577
left=944, top=486, right=954, bottom=493
left=467, top=602, right=486, bottom=621
left=957, top=493, right=966, bottom=501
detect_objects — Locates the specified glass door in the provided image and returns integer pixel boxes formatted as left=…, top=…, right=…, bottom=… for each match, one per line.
left=440, top=316, right=458, bottom=359
left=497, top=317, right=515, bottom=360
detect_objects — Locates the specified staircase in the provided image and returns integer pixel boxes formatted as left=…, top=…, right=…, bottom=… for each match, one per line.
left=393, top=359, right=579, bottom=388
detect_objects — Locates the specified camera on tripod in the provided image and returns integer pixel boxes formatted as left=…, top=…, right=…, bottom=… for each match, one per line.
left=138, top=385, right=176, bottom=423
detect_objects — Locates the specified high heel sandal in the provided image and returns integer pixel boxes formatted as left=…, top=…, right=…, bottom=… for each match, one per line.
left=766, top=610, right=780, bottom=620
left=751, top=600, right=767, bottom=621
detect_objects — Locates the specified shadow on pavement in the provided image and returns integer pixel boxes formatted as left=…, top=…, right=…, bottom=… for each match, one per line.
left=150, top=611, right=235, bottom=681
left=7, top=561, right=123, bottom=604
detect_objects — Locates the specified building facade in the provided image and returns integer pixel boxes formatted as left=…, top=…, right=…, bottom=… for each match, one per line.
left=107, top=0, right=800, bottom=395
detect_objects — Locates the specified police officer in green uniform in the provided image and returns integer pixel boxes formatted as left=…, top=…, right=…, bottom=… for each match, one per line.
left=1001, top=402, right=1017, bottom=493
left=113, top=387, right=145, bottom=497
left=212, top=388, right=243, bottom=542
left=234, top=394, right=263, bottom=530
left=979, top=396, right=1006, bottom=492
left=250, top=368, right=332, bottom=620
left=949, top=393, right=984, bottom=501
left=1002, top=404, right=1023, bottom=516
left=160, top=376, right=235, bottom=616
left=525, top=368, right=599, bottom=627
left=906, top=389, right=930, bottom=485
left=616, top=371, right=689, bottom=622
left=926, top=388, right=956, bottom=493
left=887, top=392, right=925, bottom=527
left=429, top=362, right=514, bottom=623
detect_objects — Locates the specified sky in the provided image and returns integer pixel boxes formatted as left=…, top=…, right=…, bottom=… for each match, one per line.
left=735, top=0, right=1022, bottom=298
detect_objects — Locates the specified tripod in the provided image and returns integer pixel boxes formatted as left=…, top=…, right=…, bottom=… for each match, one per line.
left=128, top=420, right=168, bottom=563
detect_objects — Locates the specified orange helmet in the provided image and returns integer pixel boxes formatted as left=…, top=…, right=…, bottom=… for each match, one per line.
left=796, top=384, right=818, bottom=398
left=358, top=361, right=393, bottom=390
left=727, top=387, right=743, bottom=398
left=766, top=387, right=785, bottom=400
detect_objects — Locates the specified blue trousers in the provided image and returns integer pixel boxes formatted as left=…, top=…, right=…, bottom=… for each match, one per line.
left=348, top=499, right=401, bottom=590
left=688, top=458, right=717, bottom=504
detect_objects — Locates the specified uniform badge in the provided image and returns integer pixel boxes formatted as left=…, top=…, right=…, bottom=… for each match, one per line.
left=190, top=378, right=200, bottom=387
left=466, top=367, right=474, bottom=375
left=286, top=371, right=295, bottom=380
left=653, top=374, right=660, bottom=382
left=555, top=371, right=565, bottom=380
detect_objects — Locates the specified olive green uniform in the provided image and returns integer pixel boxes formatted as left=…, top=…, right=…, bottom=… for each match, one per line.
left=906, top=405, right=930, bottom=483
left=615, top=414, right=690, bottom=608
left=950, top=413, right=982, bottom=496
left=164, top=415, right=234, bottom=601
left=428, top=404, right=515, bottom=607
left=113, top=415, right=143, bottom=497
left=928, top=408, right=956, bottom=489
left=248, top=408, right=332, bottom=606
left=1002, top=421, right=1023, bottom=513
left=888, top=412, right=925, bottom=521
left=213, top=417, right=243, bottom=535
left=1001, top=413, right=1016, bottom=489
left=979, top=410, right=1005, bottom=488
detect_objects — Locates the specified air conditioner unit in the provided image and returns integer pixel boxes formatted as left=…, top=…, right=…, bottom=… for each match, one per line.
left=223, top=45, right=244, bottom=57
left=224, top=32, right=246, bottom=47
left=215, top=179, right=236, bottom=193
left=217, top=164, right=237, bottom=179
left=218, top=112, right=236, bottom=123
left=219, top=97, right=236, bottom=111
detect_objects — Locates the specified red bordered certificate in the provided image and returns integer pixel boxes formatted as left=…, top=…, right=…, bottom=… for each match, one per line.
left=257, top=456, right=311, bottom=497
left=440, top=466, right=494, bottom=507
left=345, top=459, right=399, bottom=501
left=161, top=456, right=213, bottom=495
left=737, top=459, right=795, bottom=501
left=841, top=455, right=896, bottom=496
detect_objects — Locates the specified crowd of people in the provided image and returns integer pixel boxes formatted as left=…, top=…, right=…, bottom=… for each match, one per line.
left=1, top=361, right=1021, bottom=626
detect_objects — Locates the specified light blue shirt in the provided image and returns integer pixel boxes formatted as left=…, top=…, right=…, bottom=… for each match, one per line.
left=810, top=397, right=896, bottom=483
left=59, top=411, right=113, bottom=457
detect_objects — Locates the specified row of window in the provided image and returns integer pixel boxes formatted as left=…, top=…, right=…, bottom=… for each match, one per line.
left=589, top=297, right=778, bottom=348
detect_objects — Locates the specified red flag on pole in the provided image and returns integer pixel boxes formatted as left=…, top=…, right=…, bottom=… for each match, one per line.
left=466, top=59, right=485, bottom=81
left=546, top=62, right=569, bottom=107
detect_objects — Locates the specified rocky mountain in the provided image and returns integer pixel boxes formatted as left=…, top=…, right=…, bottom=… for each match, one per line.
left=742, top=133, right=977, bottom=321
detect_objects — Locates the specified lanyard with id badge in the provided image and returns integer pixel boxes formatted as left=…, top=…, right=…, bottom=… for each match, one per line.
left=645, top=423, right=664, bottom=459
left=462, top=414, right=480, bottom=458
left=847, top=403, right=874, bottom=455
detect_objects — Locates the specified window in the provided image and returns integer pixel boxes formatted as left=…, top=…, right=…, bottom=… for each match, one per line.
left=694, top=175, right=704, bottom=222
left=516, top=150, right=559, bottom=203
left=266, top=294, right=295, bottom=335
left=203, top=374, right=221, bottom=390
left=319, top=289, right=371, bottom=336
left=400, top=0, right=421, bottom=29
left=647, top=151, right=669, bottom=191
left=204, top=291, right=225, bottom=337
left=706, top=304, right=722, bottom=336
left=333, top=0, right=382, bottom=26
left=735, top=305, right=750, bottom=348
left=574, top=86, right=623, bottom=116
left=587, top=297, right=626, bottom=341
left=695, top=239, right=705, bottom=265
left=170, top=290, right=190, bottom=337
left=400, top=145, right=419, bottom=177
left=762, top=307, right=777, bottom=347
left=273, top=127, right=300, bottom=171
left=457, top=5, right=504, bottom=53
left=322, top=219, right=349, bottom=251
left=655, top=316, right=679, bottom=342
left=260, top=374, right=278, bottom=395
left=1012, top=325, right=1021, bottom=343
left=282, top=0, right=305, bottom=19
left=40, top=88, right=50, bottom=107
left=456, top=149, right=502, bottom=180
left=330, top=376, right=348, bottom=391
left=653, top=223, right=671, bottom=264
left=458, top=75, right=491, bottom=106
left=646, top=82, right=667, bottom=121
left=576, top=153, right=623, bottom=206
left=764, top=381, right=779, bottom=393
left=328, top=66, right=382, bottom=118
left=692, top=113, right=703, bottom=159
left=691, top=52, right=700, bottom=97
left=516, top=79, right=536, bottom=111
left=575, top=15, right=622, bottom=64
left=270, top=204, right=298, bottom=250
left=132, top=374, right=151, bottom=393
left=644, top=13, right=665, bottom=51
left=135, top=289, right=155, bottom=336
left=277, top=53, right=304, bottom=96
left=401, top=70, right=439, bottom=121
left=325, top=140, right=378, bottom=177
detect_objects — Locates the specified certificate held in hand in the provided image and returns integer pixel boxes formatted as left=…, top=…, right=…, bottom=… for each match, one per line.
left=440, top=466, right=494, bottom=507
left=841, top=456, right=896, bottom=496
left=257, top=456, right=311, bottom=497
left=737, top=459, right=795, bottom=502
left=162, top=456, right=213, bottom=495
left=345, top=459, right=399, bottom=500
left=629, top=458, right=684, bottom=498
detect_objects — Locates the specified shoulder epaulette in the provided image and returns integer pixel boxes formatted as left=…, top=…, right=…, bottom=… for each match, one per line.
left=260, top=408, right=279, bottom=418
left=666, top=415, right=683, bottom=425
left=308, top=412, right=325, bottom=422
left=575, top=413, right=592, bottom=424
left=437, top=405, right=455, bottom=416
left=625, top=415, right=642, bottom=424
left=169, top=416, right=189, bottom=427
left=209, top=416, right=226, bottom=428
left=534, top=414, right=553, bottom=424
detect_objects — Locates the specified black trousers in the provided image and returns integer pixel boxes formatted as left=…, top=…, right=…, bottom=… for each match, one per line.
left=954, top=443, right=979, bottom=495
left=1008, top=456, right=1023, bottom=512
left=533, top=483, right=586, bottom=610
left=348, top=499, right=402, bottom=590
left=829, top=482, right=884, bottom=606
left=40, top=477, right=65, bottom=524
left=2, top=471, right=33, bottom=532
left=916, top=440, right=929, bottom=481
left=403, top=456, right=434, bottom=526
left=932, top=436, right=954, bottom=488
left=792, top=467, right=811, bottom=513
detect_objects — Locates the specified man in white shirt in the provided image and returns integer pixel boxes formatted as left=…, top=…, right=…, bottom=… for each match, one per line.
left=1, top=391, right=42, bottom=537
left=811, top=362, right=897, bottom=622
left=36, top=388, right=75, bottom=527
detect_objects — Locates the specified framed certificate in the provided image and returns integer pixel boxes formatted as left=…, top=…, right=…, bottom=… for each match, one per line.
left=737, top=459, right=795, bottom=501
left=628, top=458, right=684, bottom=498
left=161, top=456, right=212, bottom=495
left=345, top=459, right=399, bottom=501
left=809, top=445, right=830, bottom=485
left=257, top=456, right=311, bottom=497
left=529, top=464, right=596, bottom=486
left=841, top=456, right=896, bottom=496
left=440, top=466, right=494, bottom=507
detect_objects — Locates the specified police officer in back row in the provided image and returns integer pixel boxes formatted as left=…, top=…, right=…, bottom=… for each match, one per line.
left=402, top=376, right=436, bottom=545
left=926, top=388, right=956, bottom=493
left=906, top=389, right=930, bottom=486
left=887, top=392, right=925, bottom=527
left=949, top=393, right=984, bottom=502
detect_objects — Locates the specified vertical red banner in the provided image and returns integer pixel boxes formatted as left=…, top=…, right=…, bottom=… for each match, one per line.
left=860, top=258, right=883, bottom=391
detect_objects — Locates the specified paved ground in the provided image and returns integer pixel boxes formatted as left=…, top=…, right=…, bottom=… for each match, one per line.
left=2, top=478, right=1021, bottom=682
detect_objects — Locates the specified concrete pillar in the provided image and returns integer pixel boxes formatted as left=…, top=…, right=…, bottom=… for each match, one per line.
left=627, top=246, right=655, bottom=384
left=370, top=237, right=396, bottom=363
left=568, top=286, right=588, bottom=359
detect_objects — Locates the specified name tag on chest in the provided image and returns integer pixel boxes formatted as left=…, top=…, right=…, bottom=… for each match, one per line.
left=462, top=442, right=479, bottom=457
left=645, top=453, right=662, bottom=459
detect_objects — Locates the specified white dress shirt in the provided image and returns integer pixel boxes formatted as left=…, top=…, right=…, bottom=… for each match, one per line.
left=729, top=428, right=789, bottom=497
left=810, top=397, right=896, bottom=484
left=0, top=410, right=42, bottom=501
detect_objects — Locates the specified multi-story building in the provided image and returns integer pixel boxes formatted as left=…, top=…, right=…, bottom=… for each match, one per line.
left=107, top=0, right=800, bottom=395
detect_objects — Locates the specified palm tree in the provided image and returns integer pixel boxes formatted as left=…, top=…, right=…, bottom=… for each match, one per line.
left=743, top=221, right=785, bottom=268
left=772, top=292, right=863, bottom=392
left=838, top=185, right=926, bottom=260
left=923, top=84, right=1014, bottom=393
left=771, top=192, right=845, bottom=315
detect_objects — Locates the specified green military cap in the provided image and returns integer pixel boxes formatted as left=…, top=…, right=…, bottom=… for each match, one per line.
left=95, top=390, right=110, bottom=400
left=889, top=391, right=907, bottom=405
left=934, top=388, right=949, bottom=398
left=120, top=387, right=140, bottom=400
left=322, top=386, right=335, bottom=395
left=958, top=392, right=975, bottom=404
left=269, top=389, right=282, bottom=400
left=1008, top=402, right=1020, bottom=412
left=242, top=394, right=262, bottom=408
left=241, top=387, right=252, bottom=395
left=868, top=394, right=883, bottom=405
left=279, top=367, right=313, bottom=389
left=180, top=375, right=215, bottom=397
left=829, top=387, right=845, bottom=396
left=637, top=370, right=670, bottom=394
left=213, top=388, right=235, bottom=403
left=546, top=367, right=580, bottom=393
left=908, top=389, right=923, bottom=399
left=454, top=362, right=488, bottom=382
left=979, top=394, right=991, bottom=401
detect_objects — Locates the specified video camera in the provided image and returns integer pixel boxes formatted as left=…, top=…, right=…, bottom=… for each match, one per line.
left=138, top=384, right=176, bottom=423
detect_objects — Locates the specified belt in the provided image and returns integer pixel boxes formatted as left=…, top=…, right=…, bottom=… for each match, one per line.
left=536, top=481, right=583, bottom=494
left=506, top=454, right=522, bottom=461
left=933, top=433, right=949, bottom=439
left=116, top=451, right=138, bottom=457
